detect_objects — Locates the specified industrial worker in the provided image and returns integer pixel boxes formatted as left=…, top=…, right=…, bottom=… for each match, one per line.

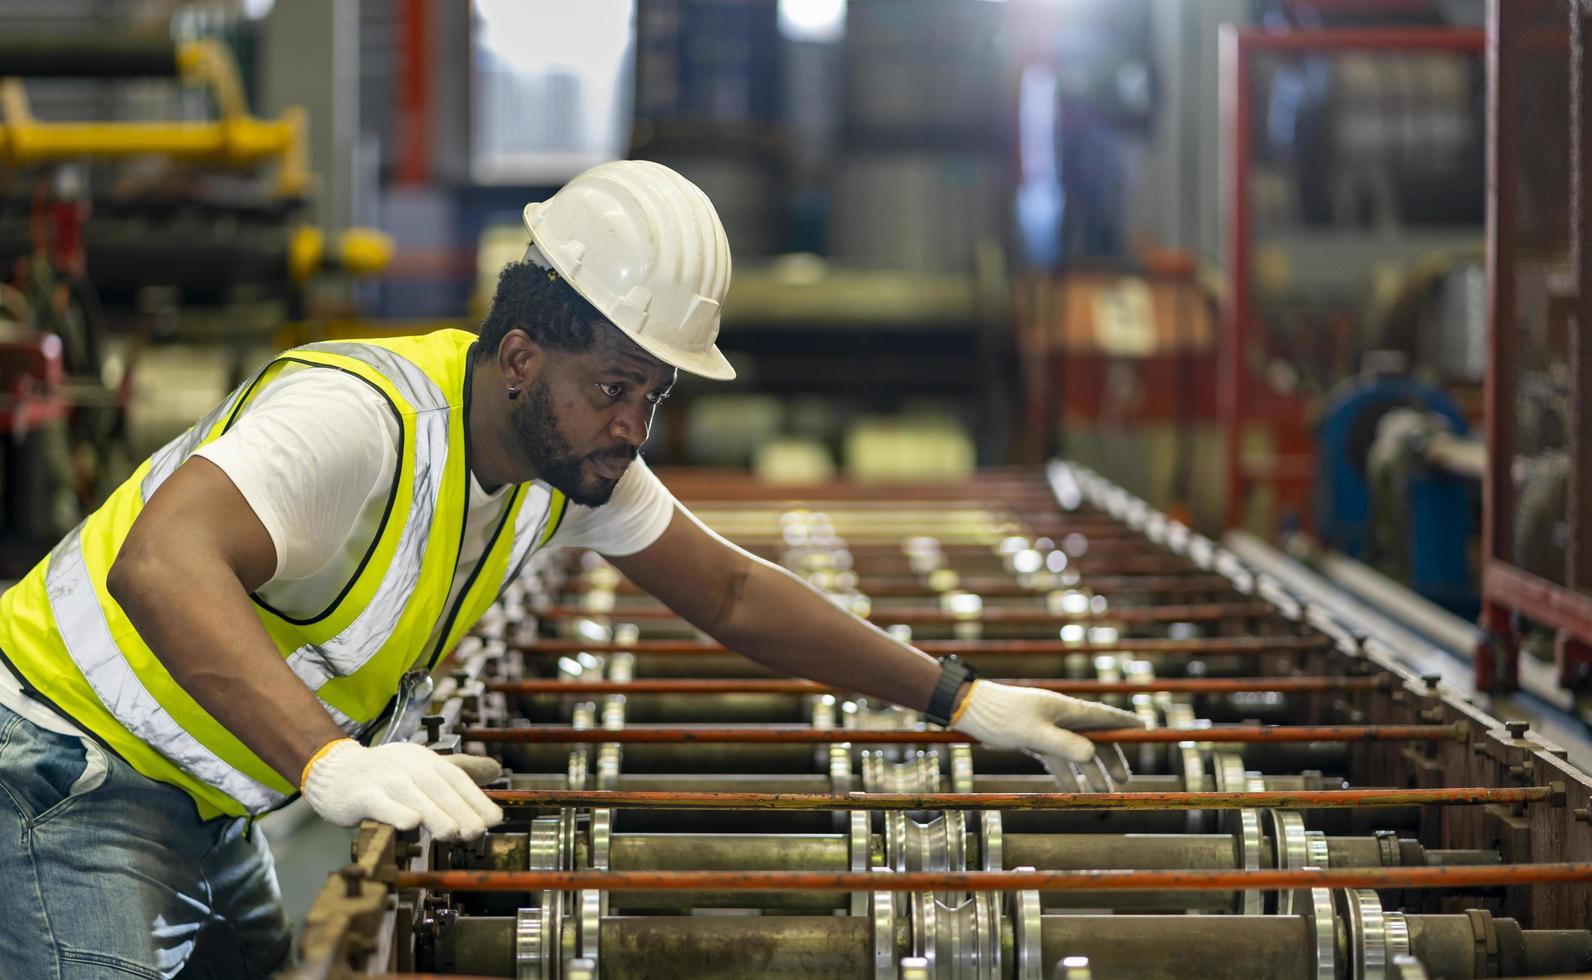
left=0, top=160, right=1141, bottom=978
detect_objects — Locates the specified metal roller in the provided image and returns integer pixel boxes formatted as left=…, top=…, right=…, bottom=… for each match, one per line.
left=424, top=904, right=1592, bottom=979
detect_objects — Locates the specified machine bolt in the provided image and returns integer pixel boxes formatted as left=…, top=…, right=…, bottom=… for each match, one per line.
left=1505, top=721, right=1529, bottom=740
left=422, top=714, right=445, bottom=743
left=340, top=863, right=367, bottom=899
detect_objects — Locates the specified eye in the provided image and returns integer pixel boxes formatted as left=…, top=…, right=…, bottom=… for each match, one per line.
left=646, top=390, right=672, bottom=406
left=596, top=383, right=623, bottom=399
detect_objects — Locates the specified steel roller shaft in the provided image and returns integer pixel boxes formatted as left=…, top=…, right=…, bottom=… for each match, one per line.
left=429, top=911, right=1592, bottom=979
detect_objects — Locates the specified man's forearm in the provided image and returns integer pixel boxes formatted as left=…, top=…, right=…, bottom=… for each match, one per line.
left=707, top=556, right=955, bottom=714
left=108, top=551, right=346, bottom=785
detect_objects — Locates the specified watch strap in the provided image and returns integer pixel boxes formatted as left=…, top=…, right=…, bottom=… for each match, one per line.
left=925, top=655, right=978, bottom=727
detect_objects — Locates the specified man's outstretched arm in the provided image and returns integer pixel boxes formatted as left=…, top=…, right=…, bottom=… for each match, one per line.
left=611, top=504, right=1144, bottom=789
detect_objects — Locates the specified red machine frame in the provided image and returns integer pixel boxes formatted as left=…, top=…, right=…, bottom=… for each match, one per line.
left=1479, top=0, right=1592, bottom=694
left=1219, top=27, right=1487, bottom=533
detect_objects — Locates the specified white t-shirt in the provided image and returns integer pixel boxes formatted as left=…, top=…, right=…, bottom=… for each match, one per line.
left=0, top=364, right=676, bottom=738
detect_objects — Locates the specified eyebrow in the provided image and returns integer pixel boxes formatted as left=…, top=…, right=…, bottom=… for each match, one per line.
left=605, top=353, right=675, bottom=390
left=601, top=365, right=648, bottom=386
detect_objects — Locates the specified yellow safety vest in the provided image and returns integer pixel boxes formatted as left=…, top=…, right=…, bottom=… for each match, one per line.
left=0, top=329, right=567, bottom=819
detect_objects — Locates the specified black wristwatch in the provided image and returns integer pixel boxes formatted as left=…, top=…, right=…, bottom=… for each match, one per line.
left=924, top=655, right=978, bottom=727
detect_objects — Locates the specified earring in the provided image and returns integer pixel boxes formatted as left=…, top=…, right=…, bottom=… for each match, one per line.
left=507, top=386, right=519, bottom=400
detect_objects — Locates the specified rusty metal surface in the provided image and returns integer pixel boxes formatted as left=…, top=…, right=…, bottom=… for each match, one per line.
left=511, top=635, right=1334, bottom=657
left=487, top=675, right=1384, bottom=696
left=534, top=600, right=1273, bottom=626
left=483, top=786, right=1551, bottom=812
left=461, top=722, right=1462, bottom=745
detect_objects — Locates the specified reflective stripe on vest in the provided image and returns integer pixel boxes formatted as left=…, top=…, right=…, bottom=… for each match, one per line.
left=2, top=329, right=568, bottom=818
left=44, top=523, right=284, bottom=812
left=277, top=342, right=451, bottom=692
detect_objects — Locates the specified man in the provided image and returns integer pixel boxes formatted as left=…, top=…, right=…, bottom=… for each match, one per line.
left=0, top=160, right=1139, bottom=978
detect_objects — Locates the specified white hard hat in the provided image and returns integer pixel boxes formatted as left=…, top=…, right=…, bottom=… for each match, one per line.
left=522, top=160, right=735, bottom=381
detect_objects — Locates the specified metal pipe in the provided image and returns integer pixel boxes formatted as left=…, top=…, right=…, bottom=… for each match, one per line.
left=462, top=723, right=1462, bottom=745
left=497, top=739, right=1348, bottom=779
left=488, top=675, right=1382, bottom=696
left=483, top=785, right=1551, bottom=812
left=1039, top=915, right=1311, bottom=979
left=0, top=37, right=181, bottom=77
left=510, top=636, right=1333, bottom=656
left=608, top=833, right=856, bottom=911
left=439, top=911, right=1589, bottom=980
left=395, top=861, right=1592, bottom=894
left=503, top=772, right=1342, bottom=795
left=533, top=601, right=1272, bottom=626
left=575, top=573, right=1236, bottom=598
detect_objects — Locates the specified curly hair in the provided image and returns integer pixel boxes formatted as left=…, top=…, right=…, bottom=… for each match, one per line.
left=474, top=260, right=608, bottom=361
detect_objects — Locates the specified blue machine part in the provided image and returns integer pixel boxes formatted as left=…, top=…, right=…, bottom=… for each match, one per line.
left=1407, top=462, right=1479, bottom=619
left=1315, top=375, right=1468, bottom=559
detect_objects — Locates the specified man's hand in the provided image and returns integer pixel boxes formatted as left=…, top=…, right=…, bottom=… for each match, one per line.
left=950, top=681, right=1147, bottom=792
left=301, top=739, right=504, bottom=841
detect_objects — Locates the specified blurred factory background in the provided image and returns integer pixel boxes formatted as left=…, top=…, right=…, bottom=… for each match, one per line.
left=5, top=0, right=1592, bottom=927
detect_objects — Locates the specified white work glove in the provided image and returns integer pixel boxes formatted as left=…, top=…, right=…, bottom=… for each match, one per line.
left=301, top=738, right=505, bottom=841
left=951, top=680, right=1146, bottom=792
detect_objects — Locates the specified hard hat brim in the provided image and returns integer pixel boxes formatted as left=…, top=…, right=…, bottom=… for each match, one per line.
left=620, top=328, right=738, bottom=381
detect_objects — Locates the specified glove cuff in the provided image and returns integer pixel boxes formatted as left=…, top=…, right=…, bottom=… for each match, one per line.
left=301, top=737, right=356, bottom=791
left=950, top=680, right=1015, bottom=745
left=949, top=680, right=979, bottom=726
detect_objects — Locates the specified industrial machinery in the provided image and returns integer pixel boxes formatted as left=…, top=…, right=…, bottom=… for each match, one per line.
left=1314, top=367, right=1480, bottom=617
left=1220, top=27, right=1486, bottom=536
left=0, top=34, right=391, bottom=576
left=289, top=462, right=1592, bottom=979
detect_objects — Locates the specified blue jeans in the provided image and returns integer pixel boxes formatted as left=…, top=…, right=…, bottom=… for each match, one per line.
left=0, top=702, right=292, bottom=979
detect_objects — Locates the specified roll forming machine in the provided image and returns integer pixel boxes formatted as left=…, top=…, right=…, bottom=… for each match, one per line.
left=287, top=462, right=1592, bottom=980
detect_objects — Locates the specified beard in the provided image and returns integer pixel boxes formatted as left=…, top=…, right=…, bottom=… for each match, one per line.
left=510, top=378, right=634, bottom=507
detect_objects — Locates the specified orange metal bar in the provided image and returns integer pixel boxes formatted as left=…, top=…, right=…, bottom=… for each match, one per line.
left=581, top=574, right=1237, bottom=599
left=395, top=860, right=1589, bottom=894
left=460, top=723, right=1462, bottom=745
left=485, top=675, right=1383, bottom=696
left=532, top=601, right=1272, bottom=625
left=511, top=636, right=1331, bottom=657
left=483, top=786, right=1549, bottom=812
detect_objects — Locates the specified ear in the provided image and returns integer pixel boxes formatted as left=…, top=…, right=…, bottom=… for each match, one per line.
left=496, top=328, right=543, bottom=389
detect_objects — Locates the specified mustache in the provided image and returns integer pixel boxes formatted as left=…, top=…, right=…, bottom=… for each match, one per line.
left=589, top=446, right=638, bottom=464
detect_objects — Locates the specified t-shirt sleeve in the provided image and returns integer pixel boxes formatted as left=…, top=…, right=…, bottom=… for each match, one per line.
left=549, top=456, right=677, bottom=557
left=192, top=368, right=398, bottom=583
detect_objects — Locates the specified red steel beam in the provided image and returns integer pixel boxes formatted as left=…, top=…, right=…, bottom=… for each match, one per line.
left=460, top=723, right=1462, bottom=745
left=486, top=675, right=1384, bottom=696
left=395, top=860, right=1587, bottom=895
left=483, top=785, right=1547, bottom=812
left=533, top=601, right=1274, bottom=626
left=511, top=636, right=1333, bottom=657
left=1484, top=559, right=1592, bottom=643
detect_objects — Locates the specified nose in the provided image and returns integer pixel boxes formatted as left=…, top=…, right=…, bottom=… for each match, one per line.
left=610, top=401, right=651, bottom=449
